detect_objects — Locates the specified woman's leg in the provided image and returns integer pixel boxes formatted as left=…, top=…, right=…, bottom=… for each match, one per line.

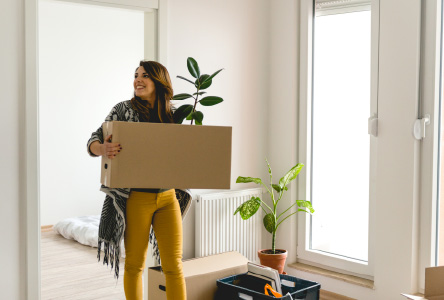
left=152, top=189, right=187, bottom=300
left=124, top=191, right=157, bottom=300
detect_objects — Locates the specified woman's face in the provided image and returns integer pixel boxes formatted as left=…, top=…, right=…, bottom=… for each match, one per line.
left=134, top=66, right=156, bottom=101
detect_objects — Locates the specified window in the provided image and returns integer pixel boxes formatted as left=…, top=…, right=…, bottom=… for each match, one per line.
left=298, top=0, right=373, bottom=276
left=300, top=0, right=441, bottom=292
left=311, top=10, right=371, bottom=262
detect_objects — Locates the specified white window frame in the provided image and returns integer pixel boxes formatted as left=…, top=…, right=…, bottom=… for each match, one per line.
left=297, top=0, right=377, bottom=278
left=24, top=0, right=167, bottom=299
left=418, top=0, right=442, bottom=292
left=298, top=0, right=442, bottom=292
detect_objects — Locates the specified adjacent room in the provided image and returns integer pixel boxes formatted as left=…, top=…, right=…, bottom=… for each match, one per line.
left=38, top=1, right=146, bottom=298
left=3, top=0, right=444, bottom=299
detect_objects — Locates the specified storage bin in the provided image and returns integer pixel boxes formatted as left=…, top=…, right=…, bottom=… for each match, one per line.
left=215, top=273, right=320, bottom=300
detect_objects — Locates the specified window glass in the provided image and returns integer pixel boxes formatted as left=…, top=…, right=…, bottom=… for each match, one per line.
left=311, top=10, right=371, bottom=261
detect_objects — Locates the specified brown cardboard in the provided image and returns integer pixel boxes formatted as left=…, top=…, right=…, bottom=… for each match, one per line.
left=401, top=266, right=444, bottom=300
left=148, top=251, right=249, bottom=300
left=100, top=121, right=232, bottom=189
left=425, top=266, right=444, bottom=300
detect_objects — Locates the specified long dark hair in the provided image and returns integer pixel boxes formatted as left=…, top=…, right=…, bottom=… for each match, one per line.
left=131, top=61, right=174, bottom=123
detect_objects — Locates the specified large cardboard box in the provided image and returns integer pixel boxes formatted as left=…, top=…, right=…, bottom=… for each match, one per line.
left=401, top=266, right=444, bottom=300
left=148, top=251, right=249, bottom=300
left=100, top=121, right=232, bottom=189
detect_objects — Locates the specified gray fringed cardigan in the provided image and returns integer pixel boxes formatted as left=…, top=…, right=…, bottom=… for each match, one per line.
left=87, top=100, right=192, bottom=280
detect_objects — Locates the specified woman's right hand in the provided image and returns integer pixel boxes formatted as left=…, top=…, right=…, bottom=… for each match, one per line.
left=102, top=134, right=122, bottom=159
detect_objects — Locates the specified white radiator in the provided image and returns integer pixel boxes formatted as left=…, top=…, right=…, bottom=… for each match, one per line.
left=195, top=188, right=263, bottom=262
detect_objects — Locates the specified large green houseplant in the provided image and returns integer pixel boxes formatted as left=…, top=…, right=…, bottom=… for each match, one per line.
left=235, top=159, right=314, bottom=273
left=172, top=57, right=224, bottom=125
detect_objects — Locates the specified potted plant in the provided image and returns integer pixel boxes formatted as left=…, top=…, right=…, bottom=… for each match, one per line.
left=234, top=158, right=314, bottom=274
left=172, top=57, right=224, bottom=125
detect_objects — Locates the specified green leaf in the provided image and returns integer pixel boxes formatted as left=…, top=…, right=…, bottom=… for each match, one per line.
left=177, top=75, right=195, bottom=85
left=193, top=111, right=204, bottom=125
left=234, top=204, right=242, bottom=216
left=200, top=79, right=212, bottom=89
left=172, top=93, right=193, bottom=100
left=187, top=57, right=200, bottom=78
left=185, top=111, right=204, bottom=125
left=296, top=200, right=315, bottom=214
left=199, top=96, right=223, bottom=106
left=279, top=163, right=304, bottom=189
left=266, top=158, right=272, bottom=176
left=263, top=213, right=275, bottom=233
left=236, top=176, right=263, bottom=185
left=193, top=91, right=207, bottom=96
left=196, top=74, right=212, bottom=90
left=201, top=68, right=224, bottom=85
left=173, top=104, right=193, bottom=124
left=236, top=197, right=261, bottom=220
left=272, top=184, right=288, bottom=193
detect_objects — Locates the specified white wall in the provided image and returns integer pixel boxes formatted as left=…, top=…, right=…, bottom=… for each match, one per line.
left=268, top=0, right=300, bottom=265
left=167, top=0, right=271, bottom=259
left=0, top=0, right=26, bottom=298
left=39, top=0, right=144, bottom=226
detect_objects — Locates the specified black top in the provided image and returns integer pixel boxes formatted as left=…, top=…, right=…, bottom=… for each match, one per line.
left=137, top=99, right=161, bottom=123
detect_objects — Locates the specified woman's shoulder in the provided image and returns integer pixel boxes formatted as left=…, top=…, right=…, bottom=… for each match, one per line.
left=109, top=100, right=137, bottom=121
left=110, top=100, right=135, bottom=115
left=111, top=100, right=132, bottom=112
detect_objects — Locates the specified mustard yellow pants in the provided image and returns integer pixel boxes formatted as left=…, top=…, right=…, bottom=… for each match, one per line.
left=123, top=189, right=186, bottom=300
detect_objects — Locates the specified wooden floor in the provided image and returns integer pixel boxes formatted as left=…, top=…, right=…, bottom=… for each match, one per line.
left=41, top=229, right=126, bottom=300
left=41, top=228, right=354, bottom=300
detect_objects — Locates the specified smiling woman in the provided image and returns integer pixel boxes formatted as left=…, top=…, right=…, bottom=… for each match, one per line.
left=134, top=67, right=157, bottom=103
left=131, top=61, right=175, bottom=123
left=86, top=60, right=190, bottom=300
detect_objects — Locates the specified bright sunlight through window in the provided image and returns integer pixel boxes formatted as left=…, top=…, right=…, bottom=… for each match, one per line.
left=311, top=10, right=371, bottom=262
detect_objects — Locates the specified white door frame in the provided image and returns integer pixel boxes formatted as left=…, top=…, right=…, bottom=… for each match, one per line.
left=24, top=0, right=167, bottom=299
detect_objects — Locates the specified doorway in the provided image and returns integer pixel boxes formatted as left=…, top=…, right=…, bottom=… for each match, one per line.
left=25, top=0, right=166, bottom=299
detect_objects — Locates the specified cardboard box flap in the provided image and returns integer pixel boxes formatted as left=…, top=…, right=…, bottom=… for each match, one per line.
left=148, top=251, right=249, bottom=300
left=182, top=251, right=249, bottom=278
left=425, top=266, right=444, bottom=298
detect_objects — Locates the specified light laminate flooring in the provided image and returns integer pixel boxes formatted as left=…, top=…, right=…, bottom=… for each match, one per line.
left=41, top=229, right=126, bottom=300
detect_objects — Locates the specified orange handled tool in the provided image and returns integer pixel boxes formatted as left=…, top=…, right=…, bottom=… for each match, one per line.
left=264, top=283, right=283, bottom=298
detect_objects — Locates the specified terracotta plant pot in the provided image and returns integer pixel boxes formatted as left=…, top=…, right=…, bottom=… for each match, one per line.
left=257, top=249, right=288, bottom=274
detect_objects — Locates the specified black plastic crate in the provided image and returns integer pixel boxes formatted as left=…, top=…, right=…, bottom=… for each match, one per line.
left=215, top=273, right=320, bottom=300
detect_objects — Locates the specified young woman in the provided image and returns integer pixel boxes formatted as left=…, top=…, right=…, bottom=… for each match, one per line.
left=87, top=61, right=190, bottom=300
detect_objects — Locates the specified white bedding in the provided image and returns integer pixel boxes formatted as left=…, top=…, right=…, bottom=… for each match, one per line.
left=53, top=215, right=126, bottom=257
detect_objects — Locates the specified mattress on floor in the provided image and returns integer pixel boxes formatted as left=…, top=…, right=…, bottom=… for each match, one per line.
left=53, top=215, right=126, bottom=257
